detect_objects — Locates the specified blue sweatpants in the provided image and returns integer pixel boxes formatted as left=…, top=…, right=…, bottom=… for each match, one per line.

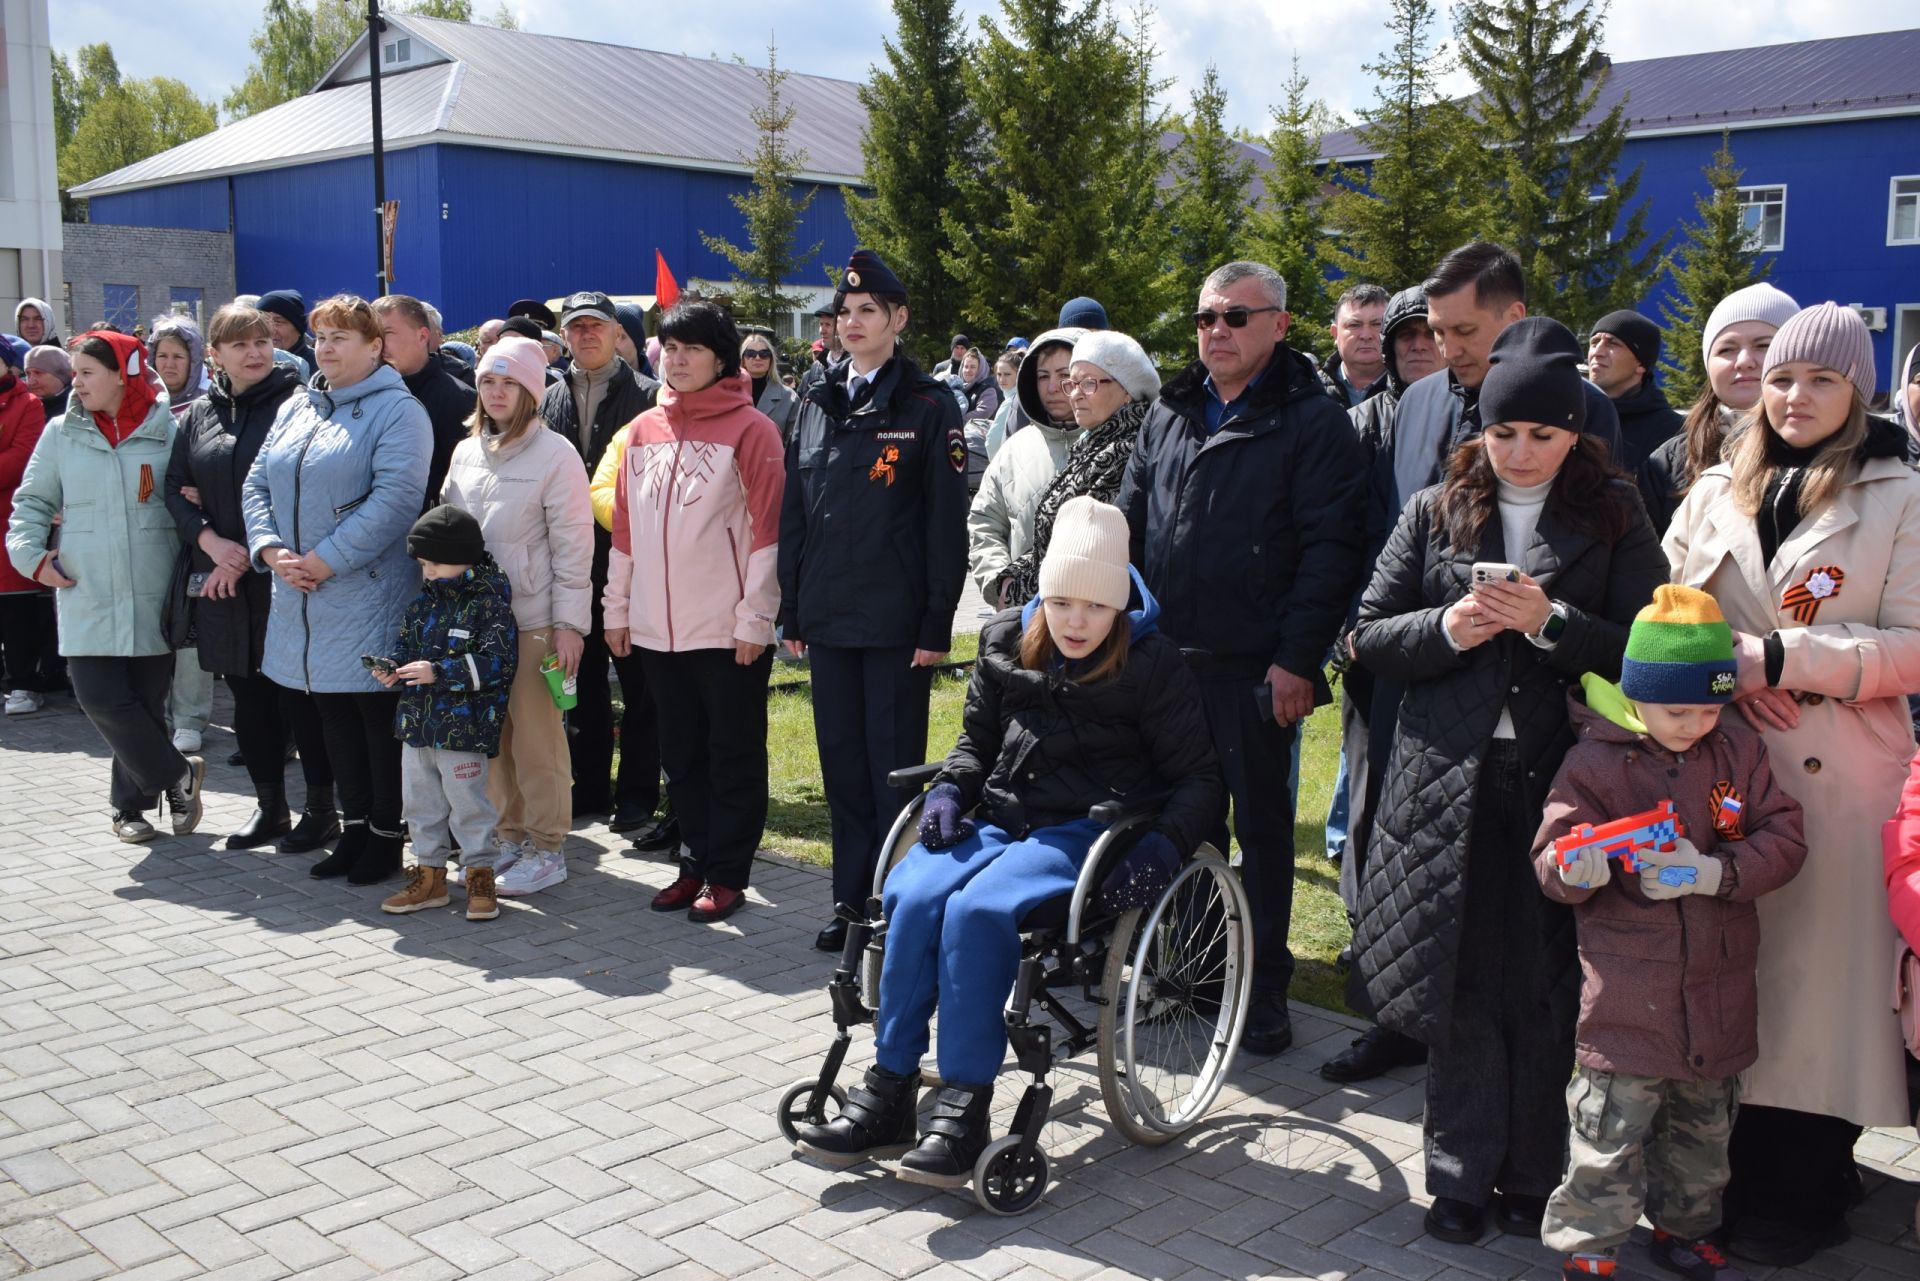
left=874, top=819, right=1102, bottom=1086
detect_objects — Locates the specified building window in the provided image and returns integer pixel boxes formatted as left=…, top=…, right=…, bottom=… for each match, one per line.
left=1737, top=186, right=1786, bottom=252
left=1891, top=177, right=1920, bottom=246
left=103, top=284, right=139, bottom=332
left=169, top=287, right=203, bottom=323
left=383, top=38, right=412, bottom=64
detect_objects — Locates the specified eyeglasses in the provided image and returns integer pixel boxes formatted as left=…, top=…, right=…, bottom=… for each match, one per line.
left=742, top=349, right=773, bottom=360
left=1063, top=376, right=1115, bottom=395
left=1193, top=306, right=1282, bottom=330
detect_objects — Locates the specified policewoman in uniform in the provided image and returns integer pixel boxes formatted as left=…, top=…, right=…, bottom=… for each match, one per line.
left=778, top=250, right=970, bottom=952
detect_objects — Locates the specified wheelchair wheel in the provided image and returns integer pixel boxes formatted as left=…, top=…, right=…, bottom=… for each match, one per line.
left=776, top=1079, right=847, bottom=1143
left=972, top=1136, right=1048, bottom=1215
left=1096, top=850, right=1252, bottom=1145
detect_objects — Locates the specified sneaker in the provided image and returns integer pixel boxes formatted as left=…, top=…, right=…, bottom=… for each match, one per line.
left=493, top=849, right=566, bottom=897
left=166, top=756, right=205, bottom=835
left=381, top=866, right=451, bottom=914
left=454, top=838, right=523, bottom=885
left=464, top=866, right=499, bottom=920
left=111, top=810, right=158, bottom=843
left=4, top=689, right=44, bottom=715
left=1649, top=1232, right=1745, bottom=1281
left=171, top=728, right=203, bottom=754
left=1562, top=1255, right=1617, bottom=1281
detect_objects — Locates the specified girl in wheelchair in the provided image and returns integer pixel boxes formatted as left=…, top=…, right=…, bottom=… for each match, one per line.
left=795, top=497, right=1222, bottom=1184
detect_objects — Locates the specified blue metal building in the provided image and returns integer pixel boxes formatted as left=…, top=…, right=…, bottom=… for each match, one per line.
left=1320, top=28, right=1920, bottom=395
left=69, top=14, right=865, bottom=334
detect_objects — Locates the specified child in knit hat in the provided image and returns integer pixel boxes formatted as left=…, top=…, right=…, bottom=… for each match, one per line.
left=1532, top=584, right=1806, bottom=1281
left=792, top=496, right=1223, bottom=1185
left=375, top=505, right=518, bottom=921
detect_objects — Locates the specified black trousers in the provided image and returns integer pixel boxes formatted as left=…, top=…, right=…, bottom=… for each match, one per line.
left=640, top=646, right=772, bottom=890
left=807, top=644, right=934, bottom=909
left=1424, top=740, right=1575, bottom=1203
left=308, top=689, right=402, bottom=829
left=67, top=654, right=189, bottom=813
left=573, top=627, right=662, bottom=813
left=227, top=672, right=332, bottom=808
left=0, top=593, right=55, bottom=693
left=1723, top=1104, right=1864, bottom=1237
left=1195, top=674, right=1299, bottom=993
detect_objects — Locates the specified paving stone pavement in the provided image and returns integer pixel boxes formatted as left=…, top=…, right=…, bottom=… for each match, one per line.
left=2, top=689, right=1916, bottom=1281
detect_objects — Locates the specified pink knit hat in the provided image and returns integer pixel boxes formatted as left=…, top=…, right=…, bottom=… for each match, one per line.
left=475, top=334, right=547, bottom=405
left=1763, top=301, right=1876, bottom=403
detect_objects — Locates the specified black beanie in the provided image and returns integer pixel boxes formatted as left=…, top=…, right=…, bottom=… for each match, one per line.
left=1593, top=309, right=1662, bottom=372
left=1480, top=317, right=1588, bottom=434
left=257, top=289, right=307, bottom=332
left=407, top=504, right=486, bottom=565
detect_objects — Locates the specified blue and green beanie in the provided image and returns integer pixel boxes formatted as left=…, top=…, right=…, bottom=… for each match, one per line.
left=1620, top=584, right=1738, bottom=706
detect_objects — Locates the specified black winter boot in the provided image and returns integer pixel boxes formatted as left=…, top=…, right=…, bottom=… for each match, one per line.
left=226, top=783, right=291, bottom=850
left=309, top=818, right=366, bottom=878
left=280, top=786, right=340, bottom=854
left=897, top=1084, right=995, bottom=1188
left=793, top=1066, right=921, bottom=1168
left=347, top=825, right=405, bottom=885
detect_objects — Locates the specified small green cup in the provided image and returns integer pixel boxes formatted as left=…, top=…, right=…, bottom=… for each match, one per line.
left=540, top=652, right=578, bottom=711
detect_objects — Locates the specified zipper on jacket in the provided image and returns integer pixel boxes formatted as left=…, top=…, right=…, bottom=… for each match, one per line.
left=289, top=419, right=322, bottom=692
left=660, top=439, right=680, bottom=650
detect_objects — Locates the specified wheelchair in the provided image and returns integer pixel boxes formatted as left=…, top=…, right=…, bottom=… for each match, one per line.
left=777, top=763, right=1254, bottom=1215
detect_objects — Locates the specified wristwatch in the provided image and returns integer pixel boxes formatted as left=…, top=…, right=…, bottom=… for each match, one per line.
left=1528, top=601, right=1568, bottom=649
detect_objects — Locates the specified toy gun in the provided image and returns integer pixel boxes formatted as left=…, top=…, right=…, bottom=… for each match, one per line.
left=1552, top=800, right=1685, bottom=875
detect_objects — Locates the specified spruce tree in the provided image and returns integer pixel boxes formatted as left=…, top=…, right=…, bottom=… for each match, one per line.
left=942, top=0, right=1168, bottom=340
left=1244, top=57, right=1337, bottom=340
left=1162, top=65, right=1256, bottom=289
left=849, top=0, right=973, bottom=364
left=1657, top=134, right=1773, bottom=405
left=1323, top=0, right=1486, bottom=292
left=701, top=43, right=823, bottom=330
left=1454, top=0, right=1662, bottom=331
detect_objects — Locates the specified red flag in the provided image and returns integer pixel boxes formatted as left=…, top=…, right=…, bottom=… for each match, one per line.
left=655, top=250, right=680, bottom=311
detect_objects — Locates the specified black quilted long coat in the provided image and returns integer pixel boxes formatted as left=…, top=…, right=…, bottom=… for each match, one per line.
left=1349, top=477, right=1668, bottom=1046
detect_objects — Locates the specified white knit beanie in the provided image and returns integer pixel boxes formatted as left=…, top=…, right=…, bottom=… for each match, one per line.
left=1038, top=496, right=1131, bottom=610
left=1701, top=282, right=1799, bottom=369
left=1070, top=330, right=1161, bottom=402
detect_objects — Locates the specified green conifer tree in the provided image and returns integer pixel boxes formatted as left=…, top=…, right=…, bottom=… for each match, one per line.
left=1657, top=135, right=1773, bottom=405
left=1245, top=57, right=1338, bottom=340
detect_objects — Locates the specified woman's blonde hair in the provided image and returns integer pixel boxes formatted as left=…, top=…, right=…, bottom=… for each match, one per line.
left=1017, top=602, right=1129, bottom=684
left=1726, top=392, right=1870, bottom=518
left=467, top=380, right=542, bottom=447
left=207, top=304, right=271, bottom=349
left=307, top=295, right=384, bottom=357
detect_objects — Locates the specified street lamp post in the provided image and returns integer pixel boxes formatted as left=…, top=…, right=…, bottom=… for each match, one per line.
left=368, top=0, right=388, bottom=298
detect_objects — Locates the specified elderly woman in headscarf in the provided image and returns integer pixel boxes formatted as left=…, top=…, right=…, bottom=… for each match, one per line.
left=994, top=331, right=1160, bottom=607
left=150, top=315, right=210, bottom=419
left=14, top=298, right=60, bottom=349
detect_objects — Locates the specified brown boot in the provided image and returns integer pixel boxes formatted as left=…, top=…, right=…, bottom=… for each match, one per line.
left=465, top=866, right=499, bottom=921
left=382, top=865, right=450, bottom=914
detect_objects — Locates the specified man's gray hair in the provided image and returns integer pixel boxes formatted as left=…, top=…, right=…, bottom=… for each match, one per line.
left=423, top=302, right=445, bottom=343
left=1201, top=261, right=1288, bottom=311
left=1335, top=283, right=1390, bottom=316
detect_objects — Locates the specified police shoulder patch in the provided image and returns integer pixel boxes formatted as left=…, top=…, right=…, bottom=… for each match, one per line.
left=947, top=424, right=967, bottom=474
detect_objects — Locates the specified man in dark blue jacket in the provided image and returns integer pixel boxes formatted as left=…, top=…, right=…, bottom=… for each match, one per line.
left=1118, top=260, right=1367, bottom=1056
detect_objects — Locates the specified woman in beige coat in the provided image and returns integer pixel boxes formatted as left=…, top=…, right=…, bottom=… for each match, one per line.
left=1663, top=303, right=1920, bottom=1266
left=440, top=335, right=594, bottom=897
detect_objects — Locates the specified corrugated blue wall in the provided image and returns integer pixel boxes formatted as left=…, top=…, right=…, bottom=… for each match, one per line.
left=1622, top=116, right=1920, bottom=392
left=88, top=177, right=230, bottom=232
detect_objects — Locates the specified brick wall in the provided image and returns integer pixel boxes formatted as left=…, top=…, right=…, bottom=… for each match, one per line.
left=60, top=223, right=235, bottom=334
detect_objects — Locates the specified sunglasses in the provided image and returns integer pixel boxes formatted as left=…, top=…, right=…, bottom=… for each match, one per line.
left=1193, top=306, right=1282, bottom=330
left=742, top=349, right=774, bottom=359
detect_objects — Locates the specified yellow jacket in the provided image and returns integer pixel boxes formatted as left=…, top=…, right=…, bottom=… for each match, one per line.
left=589, top=423, right=629, bottom=531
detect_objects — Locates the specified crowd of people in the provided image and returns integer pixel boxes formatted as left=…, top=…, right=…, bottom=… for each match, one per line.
left=4, top=241, right=1920, bottom=1276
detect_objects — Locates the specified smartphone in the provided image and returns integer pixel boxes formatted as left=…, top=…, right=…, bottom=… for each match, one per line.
left=1471, top=561, right=1523, bottom=585
left=186, top=571, right=210, bottom=598
left=360, top=654, right=397, bottom=677
left=1252, top=682, right=1274, bottom=724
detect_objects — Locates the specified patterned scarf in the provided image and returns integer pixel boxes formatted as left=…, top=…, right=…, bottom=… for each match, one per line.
left=1002, top=398, right=1153, bottom=604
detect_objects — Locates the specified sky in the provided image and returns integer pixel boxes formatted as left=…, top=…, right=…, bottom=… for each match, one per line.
left=50, top=0, right=1917, bottom=138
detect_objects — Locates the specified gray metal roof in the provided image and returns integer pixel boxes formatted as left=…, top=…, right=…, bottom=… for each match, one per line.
left=1319, top=27, right=1920, bottom=162
left=72, top=13, right=868, bottom=197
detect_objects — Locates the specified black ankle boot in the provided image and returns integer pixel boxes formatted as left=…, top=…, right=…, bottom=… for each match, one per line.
left=793, top=1066, right=921, bottom=1167
left=280, top=787, right=340, bottom=854
left=347, top=825, right=404, bottom=885
left=310, top=818, right=366, bottom=878
left=898, top=1084, right=994, bottom=1187
left=227, top=789, right=291, bottom=850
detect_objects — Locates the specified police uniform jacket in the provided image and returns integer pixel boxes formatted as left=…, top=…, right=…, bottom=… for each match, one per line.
left=777, top=350, right=968, bottom=651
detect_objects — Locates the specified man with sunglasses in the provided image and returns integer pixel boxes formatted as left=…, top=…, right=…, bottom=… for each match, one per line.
left=1117, top=260, right=1367, bottom=1058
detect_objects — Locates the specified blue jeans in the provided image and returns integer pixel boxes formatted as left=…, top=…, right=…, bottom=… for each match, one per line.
left=874, top=819, right=1102, bottom=1085
left=1325, top=744, right=1349, bottom=858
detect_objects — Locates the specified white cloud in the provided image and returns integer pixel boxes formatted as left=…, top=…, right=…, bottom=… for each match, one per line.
left=50, top=0, right=1917, bottom=138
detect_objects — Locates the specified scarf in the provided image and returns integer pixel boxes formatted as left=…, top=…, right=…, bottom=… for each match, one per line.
left=86, top=332, right=161, bottom=447
left=1001, top=397, right=1153, bottom=604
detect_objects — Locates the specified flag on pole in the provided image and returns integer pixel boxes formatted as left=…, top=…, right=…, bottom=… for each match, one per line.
left=655, top=250, right=680, bottom=311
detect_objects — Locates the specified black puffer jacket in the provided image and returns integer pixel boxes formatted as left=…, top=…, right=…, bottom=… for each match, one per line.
left=778, top=350, right=968, bottom=651
left=1349, top=286, right=1430, bottom=467
left=936, top=591, right=1222, bottom=854
left=1116, top=341, right=1366, bottom=692
left=164, top=365, right=302, bottom=676
left=1349, top=477, right=1668, bottom=1045
left=1612, top=376, right=1683, bottom=474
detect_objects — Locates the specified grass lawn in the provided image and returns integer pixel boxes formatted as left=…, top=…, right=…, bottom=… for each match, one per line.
left=746, top=637, right=1358, bottom=1017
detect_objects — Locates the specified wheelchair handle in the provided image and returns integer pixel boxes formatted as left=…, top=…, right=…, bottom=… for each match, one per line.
left=886, top=762, right=943, bottom=790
